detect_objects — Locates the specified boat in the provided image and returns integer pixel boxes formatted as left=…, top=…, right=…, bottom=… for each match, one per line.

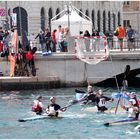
left=18, top=114, right=63, bottom=122
left=104, top=119, right=140, bottom=126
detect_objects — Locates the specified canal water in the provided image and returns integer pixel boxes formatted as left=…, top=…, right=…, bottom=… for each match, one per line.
left=0, top=87, right=140, bottom=139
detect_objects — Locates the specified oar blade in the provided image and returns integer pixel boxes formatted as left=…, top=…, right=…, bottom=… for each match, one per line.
left=104, top=122, right=109, bottom=126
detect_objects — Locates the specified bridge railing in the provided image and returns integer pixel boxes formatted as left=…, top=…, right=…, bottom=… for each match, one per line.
left=30, top=36, right=140, bottom=53
left=107, top=37, right=140, bottom=50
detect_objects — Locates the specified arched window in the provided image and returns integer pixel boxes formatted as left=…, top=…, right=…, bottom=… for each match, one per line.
left=118, top=11, right=120, bottom=25
left=108, top=11, right=111, bottom=31
left=79, top=9, right=83, bottom=17
left=91, top=10, right=95, bottom=29
left=56, top=8, right=60, bottom=19
left=41, top=7, right=45, bottom=31
left=97, top=10, right=100, bottom=32
left=103, top=11, right=106, bottom=33
left=13, top=7, right=28, bottom=36
left=113, top=13, right=116, bottom=31
left=48, top=8, right=53, bottom=31
left=85, top=9, right=89, bottom=19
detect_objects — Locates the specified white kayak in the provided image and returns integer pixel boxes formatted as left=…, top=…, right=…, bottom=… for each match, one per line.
left=104, top=119, right=140, bottom=126
left=18, top=114, right=63, bottom=122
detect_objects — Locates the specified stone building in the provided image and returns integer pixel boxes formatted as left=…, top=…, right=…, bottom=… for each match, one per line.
left=0, top=1, right=123, bottom=36
left=123, top=0, right=140, bottom=35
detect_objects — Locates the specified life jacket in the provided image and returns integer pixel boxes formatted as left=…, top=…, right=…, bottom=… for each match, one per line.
left=0, top=41, right=3, bottom=52
left=26, top=51, right=33, bottom=61
left=136, top=99, right=140, bottom=108
left=32, top=101, right=42, bottom=112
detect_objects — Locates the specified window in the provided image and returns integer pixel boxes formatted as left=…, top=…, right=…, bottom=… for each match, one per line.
left=123, top=1, right=130, bottom=5
left=56, top=8, right=60, bottom=19
left=41, top=7, right=45, bottom=31
left=48, top=8, right=53, bottom=31
left=97, top=10, right=100, bottom=32
left=13, top=7, right=28, bottom=36
left=103, top=11, right=106, bottom=33
left=123, top=20, right=130, bottom=28
left=91, top=10, right=95, bottom=28
left=113, top=13, right=116, bottom=31
left=118, top=12, right=121, bottom=25
left=85, top=9, right=89, bottom=19
left=79, top=9, right=83, bottom=17
left=108, top=11, right=111, bottom=31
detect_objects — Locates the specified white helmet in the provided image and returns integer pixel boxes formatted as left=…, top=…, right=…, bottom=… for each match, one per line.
left=50, top=96, right=55, bottom=101
left=88, top=85, right=92, bottom=89
left=98, top=89, right=103, bottom=95
left=130, top=92, right=136, bottom=99
left=129, top=99, right=136, bottom=105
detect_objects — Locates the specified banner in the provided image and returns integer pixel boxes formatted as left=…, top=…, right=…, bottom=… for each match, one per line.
left=0, top=8, right=6, bottom=17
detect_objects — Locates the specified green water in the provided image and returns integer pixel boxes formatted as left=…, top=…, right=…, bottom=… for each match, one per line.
left=0, top=87, right=140, bottom=139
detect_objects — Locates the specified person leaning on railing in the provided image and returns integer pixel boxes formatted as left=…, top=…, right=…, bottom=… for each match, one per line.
left=114, top=24, right=125, bottom=51
left=126, top=25, right=135, bottom=51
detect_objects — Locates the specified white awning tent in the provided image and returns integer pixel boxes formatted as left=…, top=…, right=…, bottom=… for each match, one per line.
left=51, top=5, right=93, bottom=36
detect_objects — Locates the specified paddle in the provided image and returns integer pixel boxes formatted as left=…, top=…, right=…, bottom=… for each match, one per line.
left=64, top=87, right=110, bottom=108
left=115, top=65, right=130, bottom=114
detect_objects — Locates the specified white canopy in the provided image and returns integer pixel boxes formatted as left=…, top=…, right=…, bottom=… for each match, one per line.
left=51, top=5, right=92, bottom=36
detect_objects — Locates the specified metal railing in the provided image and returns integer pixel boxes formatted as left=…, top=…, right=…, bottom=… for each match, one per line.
left=29, top=36, right=140, bottom=53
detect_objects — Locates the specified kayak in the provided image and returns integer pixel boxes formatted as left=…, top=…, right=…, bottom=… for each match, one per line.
left=104, top=119, right=140, bottom=126
left=18, top=114, right=63, bottom=122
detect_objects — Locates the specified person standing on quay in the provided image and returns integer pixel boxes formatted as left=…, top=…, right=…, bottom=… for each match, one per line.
left=126, top=25, right=135, bottom=51
left=51, top=29, right=57, bottom=52
left=115, top=25, right=125, bottom=51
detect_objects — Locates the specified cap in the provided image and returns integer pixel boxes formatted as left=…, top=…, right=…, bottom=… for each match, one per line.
left=88, top=85, right=92, bottom=89
left=129, top=99, right=136, bottom=105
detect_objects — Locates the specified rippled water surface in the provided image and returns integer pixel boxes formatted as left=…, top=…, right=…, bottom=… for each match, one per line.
left=0, top=87, right=140, bottom=139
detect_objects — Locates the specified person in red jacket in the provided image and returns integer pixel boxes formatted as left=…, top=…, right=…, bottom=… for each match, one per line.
left=32, top=95, right=43, bottom=115
left=51, top=29, right=57, bottom=52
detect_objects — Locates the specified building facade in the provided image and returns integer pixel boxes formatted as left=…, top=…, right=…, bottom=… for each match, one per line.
left=123, top=1, right=140, bottom=35
left=0, top=1, right=123, bottom=36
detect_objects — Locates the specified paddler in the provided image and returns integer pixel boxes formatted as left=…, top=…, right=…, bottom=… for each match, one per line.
left=32, top=95, right=43, bottom=115
left=95, top=89, right=114, bottom=112
left=46, top=96, right=67, bottom=117
left=120, top=98, right=139, bottom=120
left=80, top=85, right=96, bottom=105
